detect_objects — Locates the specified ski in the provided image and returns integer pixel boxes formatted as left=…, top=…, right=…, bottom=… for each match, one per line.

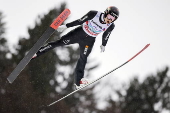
left=48, top=43, right=150, bottom=106
left=7, top=9, right=71, bottom=83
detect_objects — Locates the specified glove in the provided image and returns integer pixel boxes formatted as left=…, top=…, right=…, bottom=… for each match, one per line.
left=100, top=45, right=105, bottom=52
left=57, top=25, right=67, bottom=32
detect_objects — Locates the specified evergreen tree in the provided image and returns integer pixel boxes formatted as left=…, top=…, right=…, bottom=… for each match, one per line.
left=1, top=5, right=169, bottom=112
left=6, top=3, right=100, bottom=113
left=0, top=11, right=15, bottom=113
left=113, top=67, right=170, bottom=113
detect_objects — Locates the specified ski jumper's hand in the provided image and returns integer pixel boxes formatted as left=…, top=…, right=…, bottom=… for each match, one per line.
left=57, top=25, right=67, bottom=32
left=100, top=45, right=105, bottom=52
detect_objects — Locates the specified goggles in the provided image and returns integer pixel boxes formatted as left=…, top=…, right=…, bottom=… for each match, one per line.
left=107, top=14, right=116, bottom=21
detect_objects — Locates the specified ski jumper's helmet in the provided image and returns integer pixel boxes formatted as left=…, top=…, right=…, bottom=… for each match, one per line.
left=104, top=6, right=119, bottom=21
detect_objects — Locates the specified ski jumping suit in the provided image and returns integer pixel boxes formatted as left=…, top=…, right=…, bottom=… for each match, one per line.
left=34, top=10, right=115, bottom=86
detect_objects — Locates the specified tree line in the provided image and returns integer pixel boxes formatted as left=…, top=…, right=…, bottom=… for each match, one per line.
left=0, top=3, right=169, bottom=113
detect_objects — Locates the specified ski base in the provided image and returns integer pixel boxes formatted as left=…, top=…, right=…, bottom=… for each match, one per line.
left=47, top=44, right=150, bottom=106
left=7, top=9, right=71, bottom=83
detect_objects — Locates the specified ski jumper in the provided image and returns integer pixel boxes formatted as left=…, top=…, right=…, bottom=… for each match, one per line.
left=34, top=10, right=115, bottom=86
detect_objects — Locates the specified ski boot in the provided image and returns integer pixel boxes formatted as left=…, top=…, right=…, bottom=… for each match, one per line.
left=74, top=78, right=89, bottom=90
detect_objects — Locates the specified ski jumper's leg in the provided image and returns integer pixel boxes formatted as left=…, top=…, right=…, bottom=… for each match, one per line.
left=75, top=39, right=95, bottom=86
left=32, top=28, right=80, bottom=59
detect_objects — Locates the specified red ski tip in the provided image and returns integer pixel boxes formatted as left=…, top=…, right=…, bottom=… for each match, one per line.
left=128, top=43, right=150, bottom=62
left=50, top=9, right=71, bottom=29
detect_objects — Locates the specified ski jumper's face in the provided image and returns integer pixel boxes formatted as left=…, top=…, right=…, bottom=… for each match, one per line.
left=104, top=14, right=116, bottom=24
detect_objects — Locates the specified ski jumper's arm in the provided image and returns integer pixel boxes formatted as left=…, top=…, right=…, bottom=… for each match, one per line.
left=102, top=24, right=115, bottom=46
left=66, top=10, right=97, bottom=27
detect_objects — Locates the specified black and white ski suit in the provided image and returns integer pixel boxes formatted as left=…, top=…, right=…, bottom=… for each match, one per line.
left=34, top=10, right=115, bottom=86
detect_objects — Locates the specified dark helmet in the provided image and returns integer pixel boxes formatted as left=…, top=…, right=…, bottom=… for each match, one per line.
left=104, top=6, right=119, bottom=21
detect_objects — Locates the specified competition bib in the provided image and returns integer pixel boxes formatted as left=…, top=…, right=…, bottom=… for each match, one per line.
left=82, top=11, right=111, bottom=37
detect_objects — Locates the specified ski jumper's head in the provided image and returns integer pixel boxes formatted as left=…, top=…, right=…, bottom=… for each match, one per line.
left=104, top=6, right=119, bottom=24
